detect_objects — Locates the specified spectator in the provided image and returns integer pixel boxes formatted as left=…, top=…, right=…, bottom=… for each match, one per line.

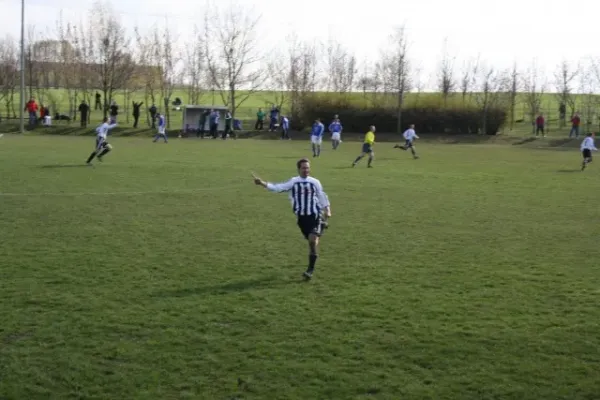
left=78, top=100, right=89, bottom=128
left=109, top=101, right=119, bottom=124
left=95, top=92, right=102, bottom=110
left=197, top=109, right=210, bottom=138
left=269, top=105, right=280, bottom=131
left=132, top=101, right=143, bottom=128
left=281, top=115, right=290, bottom=140
left=149, top=103, right=157, bottom=128
left=223, top=110, right=233, bottom=139
left=209, top=109, right=219, bottom=138
left=570, top=112, right=581, bottom=138
left=535, top=113, right=545, bottom=137
left=255, top=108, right=265, bottom=130
left=25, top=97, right=38, bottom=126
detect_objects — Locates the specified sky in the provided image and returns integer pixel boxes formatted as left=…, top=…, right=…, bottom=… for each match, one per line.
left=0, top=0, right=599, bottom=91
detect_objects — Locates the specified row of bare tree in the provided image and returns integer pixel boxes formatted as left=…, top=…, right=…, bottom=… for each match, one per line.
left=1, top=0, right=600, bottom=132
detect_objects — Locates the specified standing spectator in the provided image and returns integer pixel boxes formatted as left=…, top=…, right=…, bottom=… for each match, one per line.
left=197, top=109, right=210, bottom=138
left=149, top=103, right=157, bottom=128
left=570, top=112, right=581, bottom=138
left=281, top=115, right=290, bottom=140
left=255, top=108, right=265, bottom=130
left=559, top=102, right=566, bottom=127
left=209, top=109, right=219, bottom=138
left=535, top=113, right=545, bottom=137
left=78, top=100, right=89, bottom=128
left=95, top=92, right=102, bottom=110
left=25, top=97, right=38, bottom=126
left=132, top=101, right=143, bottom=128
left=109, top=101, right=119, bottom=124
left=223, top=110, right=234, bottom=139
left=269, top=105, right=280, bottom=131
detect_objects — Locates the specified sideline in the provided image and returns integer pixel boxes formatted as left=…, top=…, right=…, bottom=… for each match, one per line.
left=0, top=183, right=246, bottom=197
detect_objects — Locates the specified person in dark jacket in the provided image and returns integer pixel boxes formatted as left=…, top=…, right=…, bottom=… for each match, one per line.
left=149, top=104, right=157, bottom=128
left=78, top=100, right=89, bottom=127
left=109, top=101, right=119, bottom=124
left=132, top=101, right=143, bottom=128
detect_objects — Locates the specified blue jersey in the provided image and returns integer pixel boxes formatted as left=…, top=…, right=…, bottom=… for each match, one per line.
left=329, top=122, right=342, bottom=133
left=311, top=122, right=324, bottom=137
left=210, top=112, right=219, bottom=125
left=157, top=115, right=166, bottom=128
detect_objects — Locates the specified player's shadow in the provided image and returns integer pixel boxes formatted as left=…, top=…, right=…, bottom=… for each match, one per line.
left=38, top=164, right=89, bottom=169
left=556, top=169, right=580, bottom=173
left=152, top=275, right=299, bottom=298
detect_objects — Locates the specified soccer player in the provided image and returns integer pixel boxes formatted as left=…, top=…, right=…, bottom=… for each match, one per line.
left=580, top=132, right=597, bottom=171
left=352, top=125, right=376, bottom=168
left=281, top=115, right=290, bottom=140
left=394, top=124, right=420, bottom=159
left=86, top=117, right=117, bottom=164
left=329, top=118, right=343, bottom=150
left=153, top=112, right=168, bottom=143
left=310, top=119, right=325, bottom=157
left=252, top=158, right=331, bottom=280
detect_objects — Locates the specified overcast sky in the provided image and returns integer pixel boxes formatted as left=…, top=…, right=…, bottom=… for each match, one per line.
left=1, top=0, right=598, bottom=90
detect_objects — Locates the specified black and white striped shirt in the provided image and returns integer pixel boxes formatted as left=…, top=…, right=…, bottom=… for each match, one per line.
left=266, top=176, right=330, bottom=216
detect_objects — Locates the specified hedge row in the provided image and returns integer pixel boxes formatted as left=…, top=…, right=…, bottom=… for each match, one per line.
left=298, top=97, right=508, bottom=135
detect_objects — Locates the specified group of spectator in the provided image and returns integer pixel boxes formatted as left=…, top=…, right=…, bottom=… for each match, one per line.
left=534, top=111, right=582, bottom=138
left=254, top=105, right=290, bottom=138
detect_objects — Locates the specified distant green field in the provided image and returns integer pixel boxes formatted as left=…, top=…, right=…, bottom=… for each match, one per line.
left=1, top=135, right=599, bottom=399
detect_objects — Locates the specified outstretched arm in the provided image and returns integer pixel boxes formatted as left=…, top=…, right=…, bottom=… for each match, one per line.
left=253, top=173, right=296, bottom=192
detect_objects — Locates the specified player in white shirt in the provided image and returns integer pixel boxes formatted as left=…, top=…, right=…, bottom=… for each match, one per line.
left=394, top=124, right=420, bottom=159
left=153, top=113, right=168, bottom=143
left=86, top=117, right=117, bottom=164
left=580, top=132, right=597, bottom=171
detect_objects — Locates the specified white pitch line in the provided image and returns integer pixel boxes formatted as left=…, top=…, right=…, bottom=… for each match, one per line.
left=0, top=183, right=246, bottom=197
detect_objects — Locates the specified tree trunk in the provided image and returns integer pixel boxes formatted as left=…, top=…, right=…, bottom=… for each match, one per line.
left=396, top=90, right=404, bottom=134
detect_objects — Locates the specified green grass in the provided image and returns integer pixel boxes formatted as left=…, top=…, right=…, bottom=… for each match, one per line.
left=1, top=135, right=599, bottom=399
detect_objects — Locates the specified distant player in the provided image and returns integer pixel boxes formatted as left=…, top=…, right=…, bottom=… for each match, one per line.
left=352, top=125, right=376, bottom=168
left=86, top=117, right=117, bottom=164
left=252, top=158, right=331, bottom=280
left=311, top=119, right=324, bottom=157
left=581, top=132, right=597, bottom=171
left=394, top=124, right=420, bottom=159
left=153, top=112, right=168, bottom=143
left=329, top=118, right=343, bottom=149
left=281, top=115, right=290, bottom=140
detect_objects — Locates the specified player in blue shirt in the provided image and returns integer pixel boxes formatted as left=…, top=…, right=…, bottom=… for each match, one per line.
left=329, top=118, right=342, bottom=150
left=152, top=112, right=168, bottom=143
left=311, top=119, right=325, bottom=157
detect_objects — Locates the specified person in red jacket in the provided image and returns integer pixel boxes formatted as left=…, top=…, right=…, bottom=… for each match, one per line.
left=570, top=112, right=581, bottom=138
left=24, top=97, right=38, bottom=126
left=535, top=113, right=545, bottom=137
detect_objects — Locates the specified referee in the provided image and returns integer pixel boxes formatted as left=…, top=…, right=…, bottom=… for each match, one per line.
left=253, top=158, right=332, bottom=280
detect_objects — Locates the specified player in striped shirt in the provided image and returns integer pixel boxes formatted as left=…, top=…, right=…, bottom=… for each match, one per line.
left=580, top=132, right=597, bottom=171
left=86, top=117, right=117, bottom=164
left=394, top=124, right=420, bottom=159
left=153, top=112, right=168, bottom=143
left=253, top=158, right=331, bottom=280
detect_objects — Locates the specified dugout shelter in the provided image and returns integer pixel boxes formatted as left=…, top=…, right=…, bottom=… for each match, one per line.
left=182, top=105, right=229, bottom=132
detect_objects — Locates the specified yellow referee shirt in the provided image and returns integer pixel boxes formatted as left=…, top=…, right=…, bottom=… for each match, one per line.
left=364, top=131, right=375, bottom=145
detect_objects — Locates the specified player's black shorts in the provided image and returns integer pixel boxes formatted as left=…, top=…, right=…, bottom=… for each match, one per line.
left=362, top=143, right=372, bottom=153
left=404, top=139, right=413, bottom=148
left=582, top=149, right=592, bottom=159
left=297, top=214, right=325, bottom=240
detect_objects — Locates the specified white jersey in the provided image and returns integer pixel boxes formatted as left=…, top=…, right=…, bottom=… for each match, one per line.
left=581, top=137, right=597, bottom=151
left=403, top=128, right=418, bottom=142
left=96, top=122, right=117, bottom=140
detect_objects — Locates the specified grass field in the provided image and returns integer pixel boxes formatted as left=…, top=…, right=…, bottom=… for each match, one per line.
left=1, top=135, right=599, bottom=399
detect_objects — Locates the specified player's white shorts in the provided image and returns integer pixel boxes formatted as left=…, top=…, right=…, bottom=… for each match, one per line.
left=158, top=127, right=166, bottom=135
left=311, top=135, right=322, bottom=145
left=331, top=132, right=341, bottom=141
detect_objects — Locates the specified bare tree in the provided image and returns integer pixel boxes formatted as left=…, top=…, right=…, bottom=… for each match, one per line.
left=0, top=35, right=19, bottom=119
left=578, top=64, right=597, bottom=133
left=324, top=38, right=357, bottom=94
left=56, top=15, right=80, bottom=119
left=204, top=4, right=264, bottom=118
left=135, top=27, right=162, bottom=126
left=151, top=23, right=179, bottom=128
left=379, top=26, right=411, bottom=134
left=522, top=60, right=547, bottom=134
left=460, top=57, right=479, bottom=106
left=184, top=24, right=204, bottom=105
left=473, top=64, right=509, bottom=135
left=508, top=63, right=519, bottom=131
left=91, top=0, right=134, bottom=118
left=437, top=39, right=455, bottom=106
left=554, top=60, right=579, bottom=127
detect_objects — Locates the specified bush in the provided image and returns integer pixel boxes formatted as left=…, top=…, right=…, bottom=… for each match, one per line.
left=299, top=96, right=507, bottom=135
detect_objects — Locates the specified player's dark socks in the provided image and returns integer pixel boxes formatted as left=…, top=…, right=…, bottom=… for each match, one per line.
left=308, top=254, right=317, bottom=272
left=86, top=152, right=96, bottom=163
left=367, top=157, right=373, bottom=167
left=98, top=148, right=111, bottom=157
left=353, top=156, right=362, bottom=164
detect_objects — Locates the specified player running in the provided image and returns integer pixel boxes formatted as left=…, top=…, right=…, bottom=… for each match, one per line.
left=86, top=117, right=117, bottom=165
left=153, top=112, right=168, bottom=143
left=310, top=119, right=325, bottom=157
left=329, top=118, right=343, bottom=150
left=394, top=124, right=420, bottom=159
left=581, top=132, right=597, bottom=171
left=352, top=126, right=376, bottom=168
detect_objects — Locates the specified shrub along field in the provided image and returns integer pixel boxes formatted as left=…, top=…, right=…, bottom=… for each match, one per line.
left=0, top=135, right=598, bottom=399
